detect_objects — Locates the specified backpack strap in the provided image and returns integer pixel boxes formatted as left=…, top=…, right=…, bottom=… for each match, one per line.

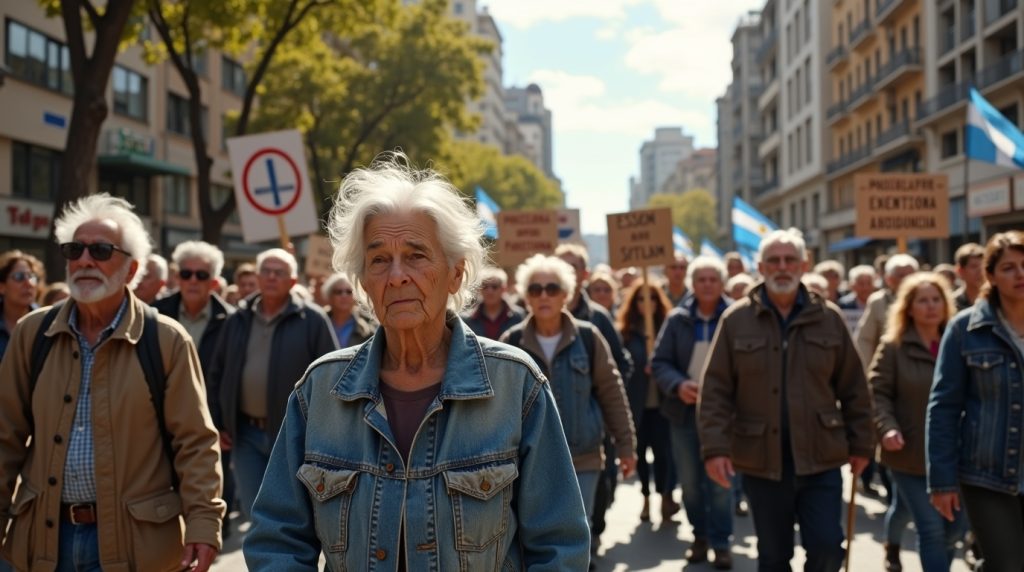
left=29, top=301, right=66, bottom=395
left=137, top=305, right=177, bottom=491
left=507, top=328, right=523, bottom=349
left=578, top=323, right=596, bottom=373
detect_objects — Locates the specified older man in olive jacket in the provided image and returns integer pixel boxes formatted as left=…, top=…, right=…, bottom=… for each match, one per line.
left=698, top=229, right=873, bottom=572
left=0, top=194, right=223, bottom=572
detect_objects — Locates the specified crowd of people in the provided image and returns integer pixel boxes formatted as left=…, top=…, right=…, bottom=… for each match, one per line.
left=0, top=156, right=1023, bottom=571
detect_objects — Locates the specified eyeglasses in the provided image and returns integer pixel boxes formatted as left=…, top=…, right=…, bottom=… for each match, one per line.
left=59, top=241, right=131, bottom=261
left=179, top=269, right=212, bottom=281
left=259, top=267, right=290, bottom=278
left=527, top=282, right=563, bottom=297
left=331, top=288, right=353, bottom=296
left=763, top=255, right=801, bottom=267
left=9, top=271, right=38, bottom=283
left=481, top=282, right=503, bottom=290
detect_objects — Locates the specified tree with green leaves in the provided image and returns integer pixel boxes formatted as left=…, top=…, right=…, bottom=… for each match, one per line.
left=146, top=0, right=338, bottom=244
left=40, top=0, right=144, bottom=276
left=435, top=139, right=563, bottom=210
left=647, top=189, right=718, bottom=248
left=248, top=0, right=490, bottom=214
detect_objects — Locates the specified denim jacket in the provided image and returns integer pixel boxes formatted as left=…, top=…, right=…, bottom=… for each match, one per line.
left=243, top=315, right=590, bottom=571
left=927, top=299, right=1024, bottom=494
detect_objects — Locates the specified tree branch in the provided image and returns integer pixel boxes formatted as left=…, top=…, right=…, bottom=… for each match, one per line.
left=80, top=0, right=101, bottom=29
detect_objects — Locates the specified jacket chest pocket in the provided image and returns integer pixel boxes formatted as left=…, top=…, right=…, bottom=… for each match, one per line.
left=444, top=462, right=518, bottom=551
left=733, top=337, right=767, bottom=378
left=298, top=464, right=360, bottom=553
left=804, top=335, right=841, bottom=378
left=966, top=352, right=1007, bottom=401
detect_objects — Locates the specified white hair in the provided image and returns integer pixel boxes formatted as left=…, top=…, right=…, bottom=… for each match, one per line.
left=756, top=228, right=806, bottom=263
left=257, top=248, right=298, bottom=277
left=514, top=254, right=577, bottom=301
left=848, top=264, right=876, bottom=283
left=53, top=193, right=152, bottom=288
left=884, top=253, right=920, bottom=276
left=145, top=254, right=169, bottom=281
left=479, top=266, right=508, bottom=285
left=326, top=153, right=486, bottom=314
left=321, top=272, right=353, bottom=300
left=813, top=260, right=845, bottom=278
left=725, top=273, right=754, bottom=292
left=554, top=243, right=590, bottom=270
left=685, top=255, right=728, bottom=290
left=802, top=272, right=829, bottom=293
left=171, top=240, right=225, bottom=279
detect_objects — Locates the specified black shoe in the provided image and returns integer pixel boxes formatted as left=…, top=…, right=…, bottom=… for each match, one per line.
left=686, top=537, right=709, bottom=564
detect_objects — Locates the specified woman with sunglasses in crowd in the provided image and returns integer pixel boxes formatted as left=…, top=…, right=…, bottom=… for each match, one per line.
left=500, top=254, right=637, bottom=552
left=320, top=271, right=376, bottom=348
left=0, top=250, right=44, bottom=361
left=615, top=279, right=680, bottom=523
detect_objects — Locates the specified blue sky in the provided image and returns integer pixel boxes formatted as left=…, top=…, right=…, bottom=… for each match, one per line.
left=482, top=0, right=764, bottom=234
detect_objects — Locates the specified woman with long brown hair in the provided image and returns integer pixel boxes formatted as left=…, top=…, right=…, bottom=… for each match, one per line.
left=0, top=250, right=43, bottom=361
left=615, top=279, right=678, bottom=522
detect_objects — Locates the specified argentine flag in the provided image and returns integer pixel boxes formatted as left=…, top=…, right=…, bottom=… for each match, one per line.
left=700, top=239, right=723, bottom=259
left=673, top=227, right=695, bottom=258
left=732, top=197, right=778, bottom=252
left=475, top=187, right=500, bottom=239
left=966, top=87, right=1024, bottom=168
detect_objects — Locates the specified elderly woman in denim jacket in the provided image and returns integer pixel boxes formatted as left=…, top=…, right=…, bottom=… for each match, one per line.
left=928, top=231, right=1024, bottom=571
left=243, top=156, right=591, bottom=571
left=500, top=254, right=637, bottom=536
left=870, top=272, right=966, bottom=572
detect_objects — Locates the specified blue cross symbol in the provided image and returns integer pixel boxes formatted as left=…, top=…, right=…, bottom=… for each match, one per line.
left=253, top=158, right=295, bottom=207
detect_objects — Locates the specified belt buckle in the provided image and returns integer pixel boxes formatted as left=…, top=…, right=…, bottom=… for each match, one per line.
left=69, top=503, right=92, bottom=525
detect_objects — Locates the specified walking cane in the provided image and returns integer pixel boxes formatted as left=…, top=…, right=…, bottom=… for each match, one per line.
left=844, top=476, right=857, bottom=572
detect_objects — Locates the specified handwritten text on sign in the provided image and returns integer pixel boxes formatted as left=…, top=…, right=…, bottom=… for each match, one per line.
left=606, top=208, right=675, bottom=269
left=854, top=173, right=949, bottom=239
left=496, top=210, right=559, bottom=267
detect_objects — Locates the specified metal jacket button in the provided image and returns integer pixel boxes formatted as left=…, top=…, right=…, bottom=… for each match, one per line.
left=385, top=463, right=395, bottom=473
left=480, top=479, right=492, bottom=492
left=375, top=549, right=387, bottom=560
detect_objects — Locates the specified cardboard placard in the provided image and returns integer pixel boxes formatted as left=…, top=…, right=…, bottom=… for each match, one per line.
left=854, top=173, right=949, bottom=239
left=304, top=234, right=334, bottom=277
left=606, top=208, right=675, bottom=270
left=495, top=210, right=559, bottom=267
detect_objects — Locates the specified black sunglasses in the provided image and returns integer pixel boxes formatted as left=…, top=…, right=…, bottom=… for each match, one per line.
left=59, top=241, right=131, bottom=261
left=9, top=271, right=38, bottom=283
left=527, top=282, right=563, bottom=297
left=179, top=269, right=212, bottom=281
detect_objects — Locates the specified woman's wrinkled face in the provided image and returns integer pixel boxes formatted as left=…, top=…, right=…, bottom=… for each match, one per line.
left=587, top=280, right=615, bottom=311
left=361, top=211, right=462, bottom=331
left=525, top=271, right=567, bottom=321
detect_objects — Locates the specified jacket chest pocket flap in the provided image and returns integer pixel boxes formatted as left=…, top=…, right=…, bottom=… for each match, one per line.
left=127, top=490, right=182, bottom=523
left=733, top=337, right=767, bottom=375
left=444, top=463, right=519, bottom=551
left=298, top=463, right=360, bottom=553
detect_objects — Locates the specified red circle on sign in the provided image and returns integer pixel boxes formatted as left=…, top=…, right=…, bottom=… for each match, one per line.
left=241, top=148, right=303, bottom=216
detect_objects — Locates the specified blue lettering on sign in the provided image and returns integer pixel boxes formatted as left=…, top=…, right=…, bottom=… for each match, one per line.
left=43, top=112, right=66, bottom=128
left=253, top=158, right=295, bottom=207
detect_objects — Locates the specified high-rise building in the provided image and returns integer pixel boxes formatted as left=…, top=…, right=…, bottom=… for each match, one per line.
left=631, top=127, right=694, bottom=209
left=660, top=148, right=718, bottom=196
left=505, top=84, right=555, bottom=179
left=449, top=1, right=507, bottom=149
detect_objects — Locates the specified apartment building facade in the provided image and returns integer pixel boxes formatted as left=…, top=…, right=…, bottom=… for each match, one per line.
left=660, top=148, right=718, bottom=196
left=505, top=84, right=556, bottom=180
left=631, top=127, right=695, bottom=210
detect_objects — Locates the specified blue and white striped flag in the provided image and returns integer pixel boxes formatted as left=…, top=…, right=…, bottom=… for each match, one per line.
left=700, top=239, right=723, bottom=259
left=475, top=186, right=500, bottom=239
left=672, top=227, right=695, bottom=258
left=732, top=197, right=778, bottom=252
left=966, top=87, right=1024, bottom=168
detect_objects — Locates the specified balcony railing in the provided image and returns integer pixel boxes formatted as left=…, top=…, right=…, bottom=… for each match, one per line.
left=849, top=18, right=873, bottom=48
left=827, top=99, right=848, bottom=121
left=847, top=76, right=876, bottom=109
left=874, top=47, right=923, bottom=89
left=986, top=0, right=1019, bottom=25
left=916, top=80, right=973, bottom=122
left=876, top=121, right=913, bottom=149
left=876, top=0, right=905, bottom=22
left=977, top=49, right=1024, bottom=89
left=827, top=145, right=873, bottom=175
left=826, top=44, right=848, bottom=68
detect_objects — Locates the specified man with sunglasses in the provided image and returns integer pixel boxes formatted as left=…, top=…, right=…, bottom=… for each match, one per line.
left=0, top=193, right=224, bottom=572
left=461, top=266, right=523, bottom=340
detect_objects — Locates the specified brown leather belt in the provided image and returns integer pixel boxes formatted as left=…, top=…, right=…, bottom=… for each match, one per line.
left=242, top=414, right=267, bottom=430
left=61, top=503, right=97, bottom=525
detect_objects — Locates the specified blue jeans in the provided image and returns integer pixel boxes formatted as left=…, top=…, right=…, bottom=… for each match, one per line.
left=55, top=521, right=101, bottom=572
left=575, top=469, right=600, bottom=525
left=884, top=466, right=913, bottom=545
left=669, top=420, right=733, bottom=549
left=636, top=408, right=675, bottom=497
left=891, top=471, right=966, bottom=572
left=743, top=461, right=845, bottom=572
left=233, top=421, right=275, bottom=519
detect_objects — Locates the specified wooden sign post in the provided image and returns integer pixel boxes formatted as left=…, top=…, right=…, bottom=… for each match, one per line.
left=607, top=208, right=675, bottom=354
left=495, top=210, right=559, bottom=268
left=854, top=173, right=950, bottom=253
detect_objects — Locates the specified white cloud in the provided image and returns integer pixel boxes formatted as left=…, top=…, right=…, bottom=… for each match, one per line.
left=480, top=0, right=639, bottom=29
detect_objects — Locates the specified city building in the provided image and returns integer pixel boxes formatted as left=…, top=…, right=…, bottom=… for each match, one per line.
left=659, top=148, right=718, bottom=196
left=449, top=1, right=508, bottom=150
left=631, top=127, right=695, bottom=210
left=505, top=84, right=555, bottom=180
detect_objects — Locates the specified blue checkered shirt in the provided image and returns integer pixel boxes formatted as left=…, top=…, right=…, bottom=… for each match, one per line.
left=62, top=298, right=129, bottom=503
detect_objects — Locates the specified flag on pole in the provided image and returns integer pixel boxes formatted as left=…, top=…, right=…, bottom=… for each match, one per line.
left=732, top=196, right=778, bottom=252
left=475, top=186, right=500, bottom=239
left=966, top=87, right=1024, bottom=168
left=672, top=227, right=695, bottom=258
left=700, top=239, right=723, bottom=259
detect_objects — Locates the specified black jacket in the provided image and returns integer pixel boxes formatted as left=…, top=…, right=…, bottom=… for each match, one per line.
left=152, top=292, right=234, bottom=382
left=569, top=290, right=633, bottom=381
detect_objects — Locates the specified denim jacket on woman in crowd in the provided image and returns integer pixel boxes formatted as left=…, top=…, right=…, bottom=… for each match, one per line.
left=927, top=298, right=1024, bottom=495
left=242, top=315, right=590, bottom=571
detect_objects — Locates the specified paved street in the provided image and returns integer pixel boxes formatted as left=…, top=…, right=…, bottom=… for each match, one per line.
left=212, top=468, right=972, bottom=571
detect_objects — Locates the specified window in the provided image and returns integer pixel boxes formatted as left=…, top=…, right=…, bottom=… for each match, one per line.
left=999, top=104, right=1019, bottom=127
left=212, top=184, right=240, bottom=224
left=167, top=92, right=208, bottom=138
left=112, top=66, right=148, bottom=121
left=190, top=50, right=207, bottom=76
left=99, top=171, right=150, bottom=215
left=805, top=118, right=812, bottom=164
left=221, top=56, right=246, bottom=97
left=941, top=130, right=958, bottom=158
left=803, top=0, right=810, bottom=42
left=164, top=175, right=190, bottom=216
left=12, top=142, right=61, bottom=201
left=5, top=19, right=72, bottom=94
left=453, top=1, right=464, bottom=14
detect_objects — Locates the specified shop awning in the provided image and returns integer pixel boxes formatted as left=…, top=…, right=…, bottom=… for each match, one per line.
left=97, top=153, right=191, bottom=177
left=827, top=236, right=873, bottom=253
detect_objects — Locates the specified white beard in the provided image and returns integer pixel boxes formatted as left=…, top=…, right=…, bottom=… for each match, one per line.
left=69, top=263, right=130, bottom=303
left=765, top=274, right=800, bottom=295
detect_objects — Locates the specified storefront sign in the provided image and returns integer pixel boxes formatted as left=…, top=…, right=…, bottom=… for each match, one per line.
left=854, top=173, right=949, bottom=239
left=967, top=177, right=1012, bottom=218
left=0, top=197, right=54, bottom=239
